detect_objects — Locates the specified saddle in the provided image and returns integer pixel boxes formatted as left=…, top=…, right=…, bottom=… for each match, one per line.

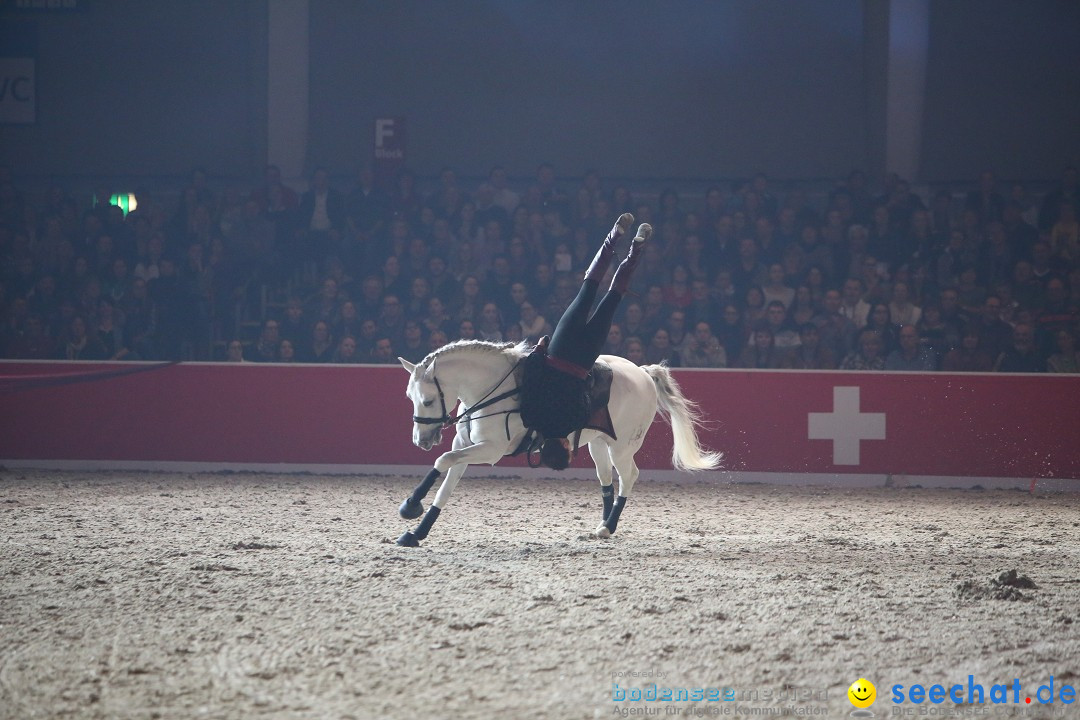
left=513, top=343, right=617, bottom=457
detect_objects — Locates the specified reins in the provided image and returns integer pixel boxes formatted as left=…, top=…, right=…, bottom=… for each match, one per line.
left=412, top=357, right=523, bottom=429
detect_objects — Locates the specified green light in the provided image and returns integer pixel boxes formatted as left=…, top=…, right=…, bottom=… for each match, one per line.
left=95, top=192, right=138, bottom=215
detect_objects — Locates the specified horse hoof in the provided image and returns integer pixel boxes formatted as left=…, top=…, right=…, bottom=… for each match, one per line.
left=593, top=525, right=611, bottom=539
left=399, top=498, right=424, bottom=520
left=396, top=531, right=420, bottom=547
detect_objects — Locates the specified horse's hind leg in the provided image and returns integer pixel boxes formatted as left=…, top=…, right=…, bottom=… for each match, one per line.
left=594, top=449, right=640, bottom=538
left=588, top=439, right=615, bottom=525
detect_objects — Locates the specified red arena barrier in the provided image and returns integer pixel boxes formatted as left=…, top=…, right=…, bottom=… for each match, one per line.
left=1, top=361, right=1078, bottom=486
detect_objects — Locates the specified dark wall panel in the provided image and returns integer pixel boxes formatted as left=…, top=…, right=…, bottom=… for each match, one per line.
left=308, top=0, right=868, bottom=181
left=921, top=0, right=1080, bottom=183
left=0, top=1, right=267, bottom=180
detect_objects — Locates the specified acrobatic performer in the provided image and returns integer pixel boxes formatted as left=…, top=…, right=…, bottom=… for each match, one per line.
left=523, top=213, right=651, bottom=469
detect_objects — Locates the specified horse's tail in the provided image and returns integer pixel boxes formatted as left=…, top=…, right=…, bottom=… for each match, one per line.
left=642, top=363, right=722, bottom=472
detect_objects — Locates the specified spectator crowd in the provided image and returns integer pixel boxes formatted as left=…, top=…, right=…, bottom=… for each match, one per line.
left=1, top=161, right=1079, bottom=374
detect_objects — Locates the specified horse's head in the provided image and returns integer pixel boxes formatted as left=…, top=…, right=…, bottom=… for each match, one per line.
left=400, top=356, right=448, bottom=451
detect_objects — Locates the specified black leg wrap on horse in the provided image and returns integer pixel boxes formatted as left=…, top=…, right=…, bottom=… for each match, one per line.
left=413, top=506, right=441, bottom=541
left=602, top=485, right=614, bottom=520
left=400, top=468, right=441, bottom=519
left=604, top=495, right=627, bottom=534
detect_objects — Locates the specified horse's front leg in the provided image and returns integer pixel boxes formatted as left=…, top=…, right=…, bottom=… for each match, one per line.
left=396, top=439, right=506, bottom=547
left=399, top=425, right=470, bottom=520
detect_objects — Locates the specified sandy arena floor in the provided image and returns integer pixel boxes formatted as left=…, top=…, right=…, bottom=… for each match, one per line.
left=1, top=469, right=1078, bottom=720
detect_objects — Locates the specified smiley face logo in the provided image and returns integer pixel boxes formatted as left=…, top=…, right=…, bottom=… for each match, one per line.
left=848, top=678, right=876, bottom=709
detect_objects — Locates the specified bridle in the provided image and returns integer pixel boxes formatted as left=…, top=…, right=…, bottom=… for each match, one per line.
left=412, top=359, right=522, bottom=429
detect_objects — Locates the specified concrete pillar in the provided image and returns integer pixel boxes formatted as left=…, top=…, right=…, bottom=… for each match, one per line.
left=267, top=0, right=309, bottom=185
left=885, top=0, right=929, bottom=182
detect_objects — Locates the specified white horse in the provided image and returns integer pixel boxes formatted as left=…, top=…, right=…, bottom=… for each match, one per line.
left=396, top=339, right=720, bottom=546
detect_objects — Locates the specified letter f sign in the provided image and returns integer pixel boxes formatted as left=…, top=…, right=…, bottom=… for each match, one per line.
left=375, top=118, right=395, bottom=148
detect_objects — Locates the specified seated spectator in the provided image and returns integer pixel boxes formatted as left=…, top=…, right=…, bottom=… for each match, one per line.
left=865, top=303, right=899, bottom=355
left=1047, top=329, right=1079, bottom=373
left=969, top=295, right=1013, bottom=360
left=1034, top=277, right=1075, bottom=354
left=504, top=322, right=524, bottom=344
left=405, top=276, right=431, bottom=320
left=888, top=281, right=921, bottom=327
left=624, top=337, right=645, bottom=365
left=420, top=296, right=452, bottom=337
left=941, top=327, right=994, bottom=372
left=398, top=319, right=427, bottom=364
left=645, top=327, right=681, bottom=367
left=663, top=264, right=693, bottom=308
left=355, top=318, right=379, bottom=357
left=619, top=301, right=651, bottom=343
left=885, top=324, right=937, bottom=371
left=376, top=294, right=407, bottom=346
left=334, top=300, right=364, bottom=341
left=95, top=297, right=129, bottom=360
left=451, top=275, right=483, bottom=325
left=278, top=296, right=307, bottom=346
left=743, top=286, right=767, bottom=331
left=427, top=329, right=449, bottom=354
left=763, top=300, right=801, bottom=349
left=517, top=301, right=550, bottom=344
left=812, top=289, right=856, bottom=361
left=955, top=266, right=987, bottom=315
left=602, top=323, right=626, bottom=358
left=790, top=323, right=836, bottom=370
left=306, top=277, right=341, bottom=329
left=456, top=318, right=477, bottom=341
left=277, top=338, right=297, bottom=363
left=331, top=335, right=363, bottom=364
left=762, top=262, right=795, bottom=309
left=298, top=320, right=334, bottom=363
left=6, top=313, right=55, bottom=359
left=225, top=339, right=245, bottom=362
left=916, top=304, right=956, bottom=358
left=735, top=323, right=792, bottom=369
left=790, top=285, right=817, bottom=327
left=121, top=277, right=156, bottom=360
left=248, top=319, right=281, bottom=363
left=840, top=329, right=886, bottom=371
left=664, top=309, right=691, bottom=351
left=476, top=302, right=504, bottom=342
left=58, top=315, right=108, bottom=360
left=839, top=277, right=870, bottom=328
left=680, top=321, right=727, bottom=368
left=685, top=278, right=720, bottom=329
left=994, top=323, right=1044, bottom=372
left=369, top=336, right=396, bottom=364
left=716, top=303, right=747, bottom=358
left=1049, top=200, right=1079, bottom=262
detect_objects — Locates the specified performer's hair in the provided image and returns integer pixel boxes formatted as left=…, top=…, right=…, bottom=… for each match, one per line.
left=540, top=439, right=570, bottom=470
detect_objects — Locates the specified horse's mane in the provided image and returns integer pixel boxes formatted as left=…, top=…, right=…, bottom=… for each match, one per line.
left=416, top=339, right=530, bottom=373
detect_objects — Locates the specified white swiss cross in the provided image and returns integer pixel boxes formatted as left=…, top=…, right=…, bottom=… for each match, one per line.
left=807, top=386, right=886, bottom=465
